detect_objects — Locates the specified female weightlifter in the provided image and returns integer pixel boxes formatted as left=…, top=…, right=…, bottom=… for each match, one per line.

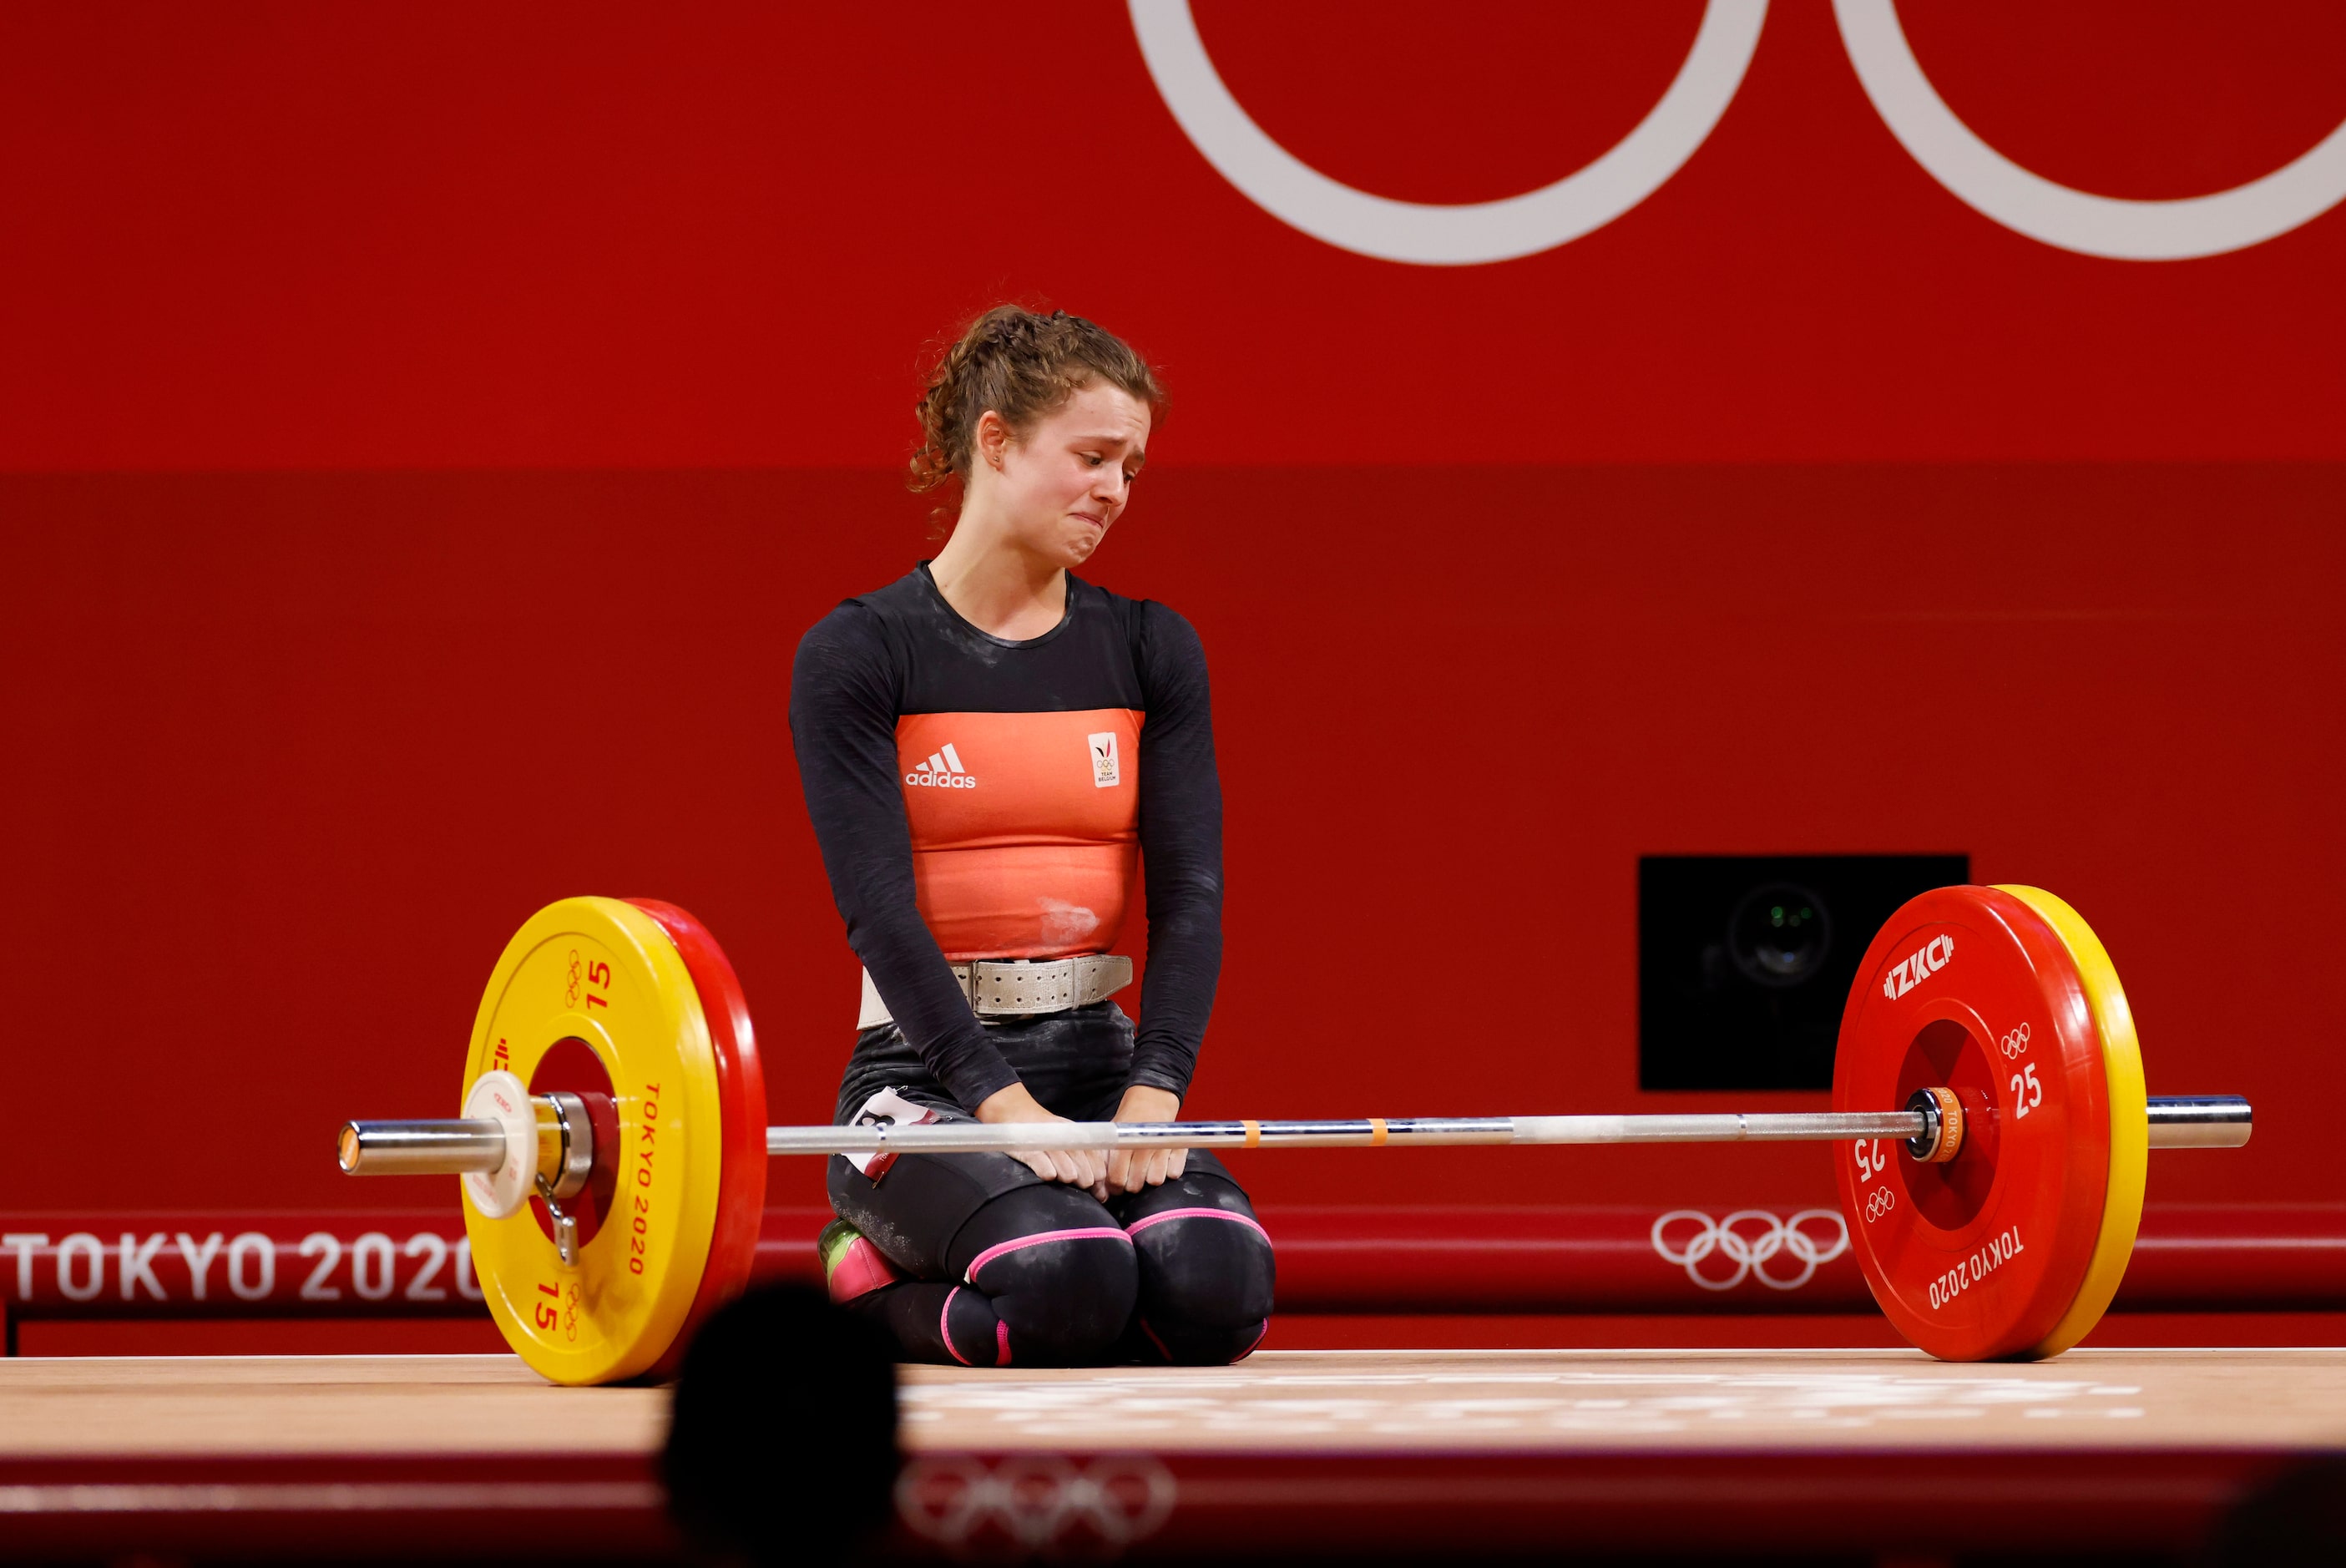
left=790, top=306, right=1274, bottom=1366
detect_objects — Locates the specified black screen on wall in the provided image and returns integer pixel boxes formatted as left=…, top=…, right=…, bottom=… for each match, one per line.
left=1639, top=854, right=1969, bottom=1091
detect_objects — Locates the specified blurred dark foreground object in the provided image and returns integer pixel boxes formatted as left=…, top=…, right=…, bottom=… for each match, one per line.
left=2208, top=1456, right=2346, bottom=1565
left=665, top=1285, right=900, bottom=1565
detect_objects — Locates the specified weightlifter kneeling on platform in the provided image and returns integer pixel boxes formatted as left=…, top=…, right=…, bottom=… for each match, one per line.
left=790, top=306, right=1273, bottom=1367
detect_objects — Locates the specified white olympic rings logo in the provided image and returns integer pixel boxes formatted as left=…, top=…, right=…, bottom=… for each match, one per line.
left=1864, top=1186, right=1897, bottom=1224
left=2000, top=1021, right=2033, bottom=1060
left=1651, top=1207, right=1850, bottom=1291
left=1130, top=0, right=2346, bottom=264
left=897, top=1454, right=1177, bottom=1555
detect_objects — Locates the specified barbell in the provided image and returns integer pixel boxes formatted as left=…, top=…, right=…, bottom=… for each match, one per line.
left=336, top=885, right=2249, bottom=1384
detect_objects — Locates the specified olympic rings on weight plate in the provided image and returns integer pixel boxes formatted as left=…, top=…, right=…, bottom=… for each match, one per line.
left=896, top=1454, right=1177, bottom=1553
left=1650, top=1208, right=1850, bottom=1292
left=1130, top=0, right=2346, bottom=264
left=1999, top=1020, right=2033, bottom=1060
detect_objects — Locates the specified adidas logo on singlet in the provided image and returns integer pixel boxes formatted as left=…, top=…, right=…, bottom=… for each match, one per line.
left=904, top=742, right=978, bottom=790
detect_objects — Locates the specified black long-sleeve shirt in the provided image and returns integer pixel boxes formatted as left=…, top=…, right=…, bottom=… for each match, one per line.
left=790, top=564, right=1223, bottom=1110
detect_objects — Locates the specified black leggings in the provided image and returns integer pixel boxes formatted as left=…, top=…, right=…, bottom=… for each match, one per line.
left=827, top=1004, right=1274, bottom=1367
left=828, top=1147, right=1272, bottom=1367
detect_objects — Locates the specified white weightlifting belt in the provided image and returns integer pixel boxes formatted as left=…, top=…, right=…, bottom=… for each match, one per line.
left=857, top=954, right=1134, bottom=1029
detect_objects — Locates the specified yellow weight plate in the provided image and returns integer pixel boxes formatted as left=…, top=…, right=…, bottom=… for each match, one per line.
left=1995, top=885, right=2149, bottom=1359
left=461, top=896, right=726, bottom=1385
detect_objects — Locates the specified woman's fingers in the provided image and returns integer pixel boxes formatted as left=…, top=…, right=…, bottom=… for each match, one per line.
left=1026, top=1146, right=1112, bottom=1190
left=1098, top=1141, right=1173, bottom=1187
left=1046, top=1136, right=1191, bottom=1195
left=1100, top=1146, right=1186, bottom=1192
left=977, top=1090, right=1108, bottom=1189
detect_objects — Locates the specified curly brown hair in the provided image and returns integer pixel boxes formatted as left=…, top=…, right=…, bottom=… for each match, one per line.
left=908, top=306, right=1165, bottom=495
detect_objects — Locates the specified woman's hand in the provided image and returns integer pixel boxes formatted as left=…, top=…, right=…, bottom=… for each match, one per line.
left=1106, top=1085, right=1187, bottom=1195
left=973, top=1082, right=1109, bottom=1193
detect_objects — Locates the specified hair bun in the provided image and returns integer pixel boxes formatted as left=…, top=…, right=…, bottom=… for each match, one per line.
left=908, top=306, right=1164, bottom=501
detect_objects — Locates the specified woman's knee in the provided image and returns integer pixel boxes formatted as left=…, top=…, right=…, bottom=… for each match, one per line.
left=953, top=1186, right=1138, bottom=1365
left=1120, top=1175, right=1275, bottom=1364
left=1129, top=1203, right=1274, bottom=1325
left=1126, top=1219, right=1272, bottom=1366
left=1128, top=1224, right=1273, bottom=1365
left=828, top=1149, right=1039, bottom=1280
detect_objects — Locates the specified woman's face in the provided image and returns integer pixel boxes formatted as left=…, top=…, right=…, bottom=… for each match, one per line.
left=981, top=380, right=1151, bottom=568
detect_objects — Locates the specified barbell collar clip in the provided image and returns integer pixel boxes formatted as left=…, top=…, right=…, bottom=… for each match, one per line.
left=535, top=1090, right=595, bottom=1203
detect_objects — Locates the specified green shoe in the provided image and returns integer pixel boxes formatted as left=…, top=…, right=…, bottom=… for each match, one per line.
left=817, top=1218, right=903, bottom=1304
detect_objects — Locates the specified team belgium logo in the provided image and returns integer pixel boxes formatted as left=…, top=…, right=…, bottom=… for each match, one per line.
left=1088, top=731, right=1121, bottom=788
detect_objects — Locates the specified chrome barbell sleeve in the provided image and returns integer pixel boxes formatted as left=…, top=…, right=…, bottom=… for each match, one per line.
left=2145, top=1095, right=2252, bottom=1149
left=337, top=1119, right=509, bottom=1176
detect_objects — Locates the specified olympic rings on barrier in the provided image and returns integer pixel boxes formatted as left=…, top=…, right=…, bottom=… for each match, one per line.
left=896, top=1454, right=1177, bottom=1555
left=1129, top=0, right=2346, bottom=264
left=1651, top=1209, right=1851, bottom=1292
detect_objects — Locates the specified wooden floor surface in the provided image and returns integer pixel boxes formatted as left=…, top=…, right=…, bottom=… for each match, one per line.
left=900, top=1347, right=2346, bottom=1451
left=4, top=1348, right=2343, bottom=1459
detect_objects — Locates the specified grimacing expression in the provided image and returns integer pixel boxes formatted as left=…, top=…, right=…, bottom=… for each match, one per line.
left=992, top=382, right=1150, bottom=566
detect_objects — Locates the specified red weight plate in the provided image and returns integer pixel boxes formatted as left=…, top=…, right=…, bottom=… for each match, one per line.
left=626, top=898, right=768, bottom=1381
left=1833, top=886, right=2112, bottom=1361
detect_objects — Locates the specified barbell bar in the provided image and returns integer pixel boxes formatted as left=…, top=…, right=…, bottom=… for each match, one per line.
left=341, top=1095, right=2250, bottom=1179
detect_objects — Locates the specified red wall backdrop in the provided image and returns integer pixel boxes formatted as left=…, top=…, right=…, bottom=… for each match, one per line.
left=4, top=5, right=2343, bottom=1243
